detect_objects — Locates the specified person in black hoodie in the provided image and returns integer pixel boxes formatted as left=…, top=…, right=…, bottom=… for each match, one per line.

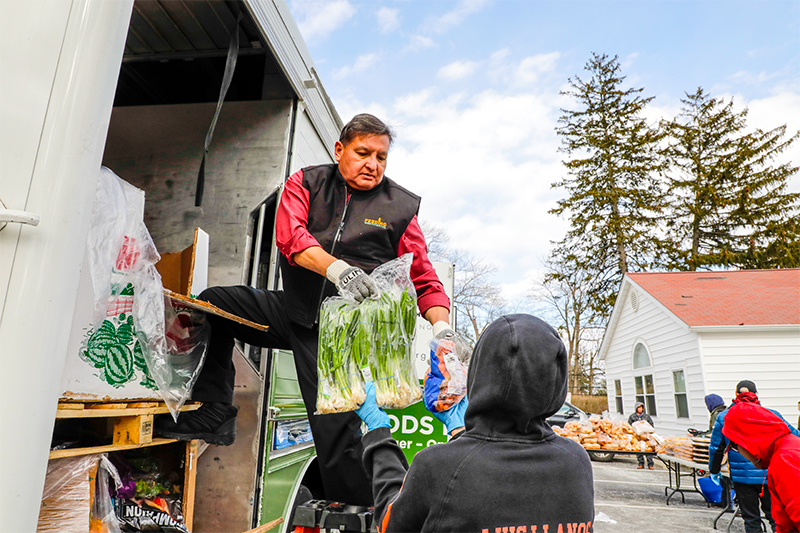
left=355, top=314, right=595, bottom=532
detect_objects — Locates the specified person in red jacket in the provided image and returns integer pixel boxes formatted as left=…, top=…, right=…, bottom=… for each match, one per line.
left=723, top=401, right=800, bottom=533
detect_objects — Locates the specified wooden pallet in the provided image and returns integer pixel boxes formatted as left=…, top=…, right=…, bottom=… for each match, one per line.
left=55, top=400, right=200, bottom=448
left=51, top=400, right=200, bottom=530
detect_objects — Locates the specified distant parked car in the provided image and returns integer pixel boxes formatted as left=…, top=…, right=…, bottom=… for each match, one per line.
left=547, top=401, right=615, bottom=462
left=546, top=401, right=585, bottom=428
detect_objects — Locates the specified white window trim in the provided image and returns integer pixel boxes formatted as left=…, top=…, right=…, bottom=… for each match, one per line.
left=631, top=337, right=654, bottom=370
left=672, top=366, right=691, bottom=420
left=631, top=339, right=656, bottom=418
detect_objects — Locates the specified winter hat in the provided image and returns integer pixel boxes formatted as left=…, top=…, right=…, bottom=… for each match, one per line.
left=704, top=394, right=724, bottom=412
left=735, top=380, right=757, bottom=394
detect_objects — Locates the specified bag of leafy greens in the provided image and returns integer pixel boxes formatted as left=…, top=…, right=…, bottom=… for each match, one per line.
left=316, top=254, right=421, bottom=413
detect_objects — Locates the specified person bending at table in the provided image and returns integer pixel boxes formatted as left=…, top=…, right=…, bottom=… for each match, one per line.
left=709, top=380, right=800, bottom=533
left=723, top=400, right=800, bottom=533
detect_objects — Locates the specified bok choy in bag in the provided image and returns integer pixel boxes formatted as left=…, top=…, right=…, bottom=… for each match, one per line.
left=316, top=254, right=421, bottom=413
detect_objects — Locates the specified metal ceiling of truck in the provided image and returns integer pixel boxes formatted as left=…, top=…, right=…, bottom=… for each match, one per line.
left=113, top=0, right=340, bottom=157
left=123, top=0, right=262, bottom=61
left=115, top=0, right=294, bottom=106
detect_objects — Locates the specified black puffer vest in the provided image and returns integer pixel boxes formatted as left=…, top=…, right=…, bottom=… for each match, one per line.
left=280, top=164, right=421, bottom=328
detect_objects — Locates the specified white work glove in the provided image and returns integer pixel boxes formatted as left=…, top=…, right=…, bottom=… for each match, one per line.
left=433, top=321, right=473, bottom=365
left=326, top=259, right=380, bottom=303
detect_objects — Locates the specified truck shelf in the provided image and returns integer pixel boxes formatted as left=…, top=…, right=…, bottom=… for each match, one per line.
left=48, top=400, right=200, bottom=530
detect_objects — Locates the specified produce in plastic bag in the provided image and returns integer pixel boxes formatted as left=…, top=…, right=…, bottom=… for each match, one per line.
left=316, top=254, right=421, bottom=413
left=317, top=300, right=367, bottom=413
left=91, top=456, right=123, bottom=533
left=109, top=452, right=188, bottom=533
left=156, top=300, right=210, bottom=417
left=423, top=338, right=468, bottom=412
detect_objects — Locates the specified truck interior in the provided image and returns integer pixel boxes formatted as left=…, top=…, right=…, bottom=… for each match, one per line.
left=115, top=0, right=293, bottom=106
left=98, top=1, right=325, bottom=529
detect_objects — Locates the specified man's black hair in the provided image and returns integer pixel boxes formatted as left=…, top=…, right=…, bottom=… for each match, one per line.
left=735, top=380, right=757, bottom=394
left=339, top=113, right=395, bottom=147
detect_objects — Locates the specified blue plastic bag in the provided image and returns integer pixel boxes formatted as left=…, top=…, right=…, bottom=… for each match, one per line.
left=698, top=476, right=722, bottom=503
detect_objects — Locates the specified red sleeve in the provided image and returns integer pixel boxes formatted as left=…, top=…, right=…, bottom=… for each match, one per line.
left=276, top=169, right=322, bottom=266
left=398, top=215, right=451, bottom=316
left=769, top=448, right=800, bottom=532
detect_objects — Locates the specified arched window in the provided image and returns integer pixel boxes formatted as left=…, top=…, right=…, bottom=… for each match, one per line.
left=633, top=342, right=651, bottom=369
left=632, top=342, right=657, bottom=417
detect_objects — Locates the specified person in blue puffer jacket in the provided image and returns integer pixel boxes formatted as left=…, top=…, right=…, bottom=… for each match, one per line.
left=709, top=380, right=800, bottom=533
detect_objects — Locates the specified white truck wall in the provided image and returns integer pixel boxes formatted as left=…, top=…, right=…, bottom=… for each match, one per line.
left=0, top=1, right=134, bottom=531
left=290, top=107, right=335, bottom=172
left=699, top=328, right=800, bottom=423
left=102, top=100, right=293, bottom=286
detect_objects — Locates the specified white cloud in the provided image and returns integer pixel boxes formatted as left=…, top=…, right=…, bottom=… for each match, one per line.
left=513, top=52, right=560, bottom=87
left=621, top=52, right=640, bottom=69
left=745, top=91, right=800, bottom=193
left=490, top=48, right=510, bottom=63
left=404, top=34, right=436, bottom=52
left=291, top=0, right=355, bottom=44
left=377, top=76, right=568, bottom=293
left=438, top=60, right=480, bottom=81
left=423, top=0, right=490, bottom=34
left=333, top=53, right=380, bottom=80
left=377, top=7, right=400, bottom=34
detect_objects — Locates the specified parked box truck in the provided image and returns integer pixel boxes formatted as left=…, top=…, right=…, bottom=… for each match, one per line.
left=0, top=1, right=453, bottom=531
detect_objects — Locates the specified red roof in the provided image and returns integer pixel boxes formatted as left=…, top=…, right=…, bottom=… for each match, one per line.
left=626, top=269, right=800, bottom=327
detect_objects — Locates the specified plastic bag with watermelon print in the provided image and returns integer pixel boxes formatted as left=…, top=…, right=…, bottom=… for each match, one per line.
left=86, top=167, right=208, bottom=420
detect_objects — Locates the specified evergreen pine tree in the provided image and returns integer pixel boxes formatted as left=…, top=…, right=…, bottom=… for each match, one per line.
left=661, top=87, right=800, bottom=270
left=551, top=53, right=665, bottom=318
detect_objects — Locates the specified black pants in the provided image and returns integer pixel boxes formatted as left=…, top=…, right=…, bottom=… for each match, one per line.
left=636, top=453, right=654, bottom=467
left=734, top=481, right=774, bottom=533
left=192, top=286, right=373, bottom=506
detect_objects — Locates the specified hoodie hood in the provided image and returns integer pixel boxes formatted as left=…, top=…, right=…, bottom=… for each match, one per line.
left=722, top=402, right=789, bottom=468
left=634, top=402, right=645, bottom=412
left=705, top=394, right=724, bottom=412
left=732, top=391, right=760, bottom=405
left=464, top=314, right=567, bottom=440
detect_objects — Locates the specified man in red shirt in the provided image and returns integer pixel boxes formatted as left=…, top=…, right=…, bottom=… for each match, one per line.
left=156, top=114, right=451, bottom=506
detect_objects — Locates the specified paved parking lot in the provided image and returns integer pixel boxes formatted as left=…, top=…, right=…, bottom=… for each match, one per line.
left=591, top=455, right=751, bottom=533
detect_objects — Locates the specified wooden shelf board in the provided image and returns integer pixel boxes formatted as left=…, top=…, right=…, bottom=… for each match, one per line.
left=56, top=402, right=200, bottom=419
left=49, top=438, right=182, bottom=459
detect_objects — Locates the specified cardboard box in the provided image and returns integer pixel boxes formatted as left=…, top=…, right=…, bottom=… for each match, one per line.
left=157, top=227, right=269, bottom=332
left=37, top=455, right=99, bottom=532
left=155, top=227, right=209, bottom=299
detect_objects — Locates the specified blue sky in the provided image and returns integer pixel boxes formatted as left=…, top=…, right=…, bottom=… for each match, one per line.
left=287, top=0, right=800, bottom=299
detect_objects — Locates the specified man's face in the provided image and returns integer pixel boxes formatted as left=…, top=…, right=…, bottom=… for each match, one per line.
left=335, top=134, right=390, bottom=191
left=637, top=405, right=643, bottom=414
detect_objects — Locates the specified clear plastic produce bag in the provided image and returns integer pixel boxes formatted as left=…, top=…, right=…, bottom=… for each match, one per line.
left=316, top=254, right=422, bottom=413
left=91, top=456, right=123, bottom=533
left=423, top=338, right=468, bottom=413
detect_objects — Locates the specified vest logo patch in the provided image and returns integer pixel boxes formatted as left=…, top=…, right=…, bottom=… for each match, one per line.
left=364, top=217, right=388, bottom=229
